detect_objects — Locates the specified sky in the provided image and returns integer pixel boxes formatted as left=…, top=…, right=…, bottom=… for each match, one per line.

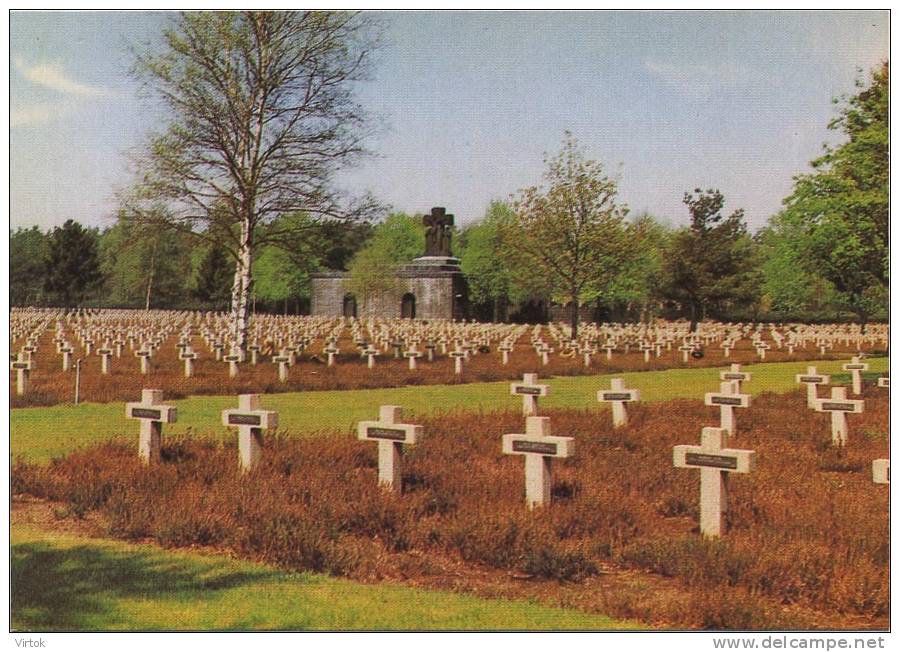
left=8, top=10, right=890, bottom=233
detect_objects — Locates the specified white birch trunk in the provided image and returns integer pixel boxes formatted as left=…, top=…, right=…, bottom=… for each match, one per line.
left=231, top=218, right=252, bottom=354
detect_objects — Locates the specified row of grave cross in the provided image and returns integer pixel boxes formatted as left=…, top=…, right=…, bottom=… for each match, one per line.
left=120, top=362, right=888, bottom=540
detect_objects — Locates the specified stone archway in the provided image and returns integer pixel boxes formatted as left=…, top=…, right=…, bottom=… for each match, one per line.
left=342, top=293, right=357, bottom=318
left=401, top=293, right=416, bottom=319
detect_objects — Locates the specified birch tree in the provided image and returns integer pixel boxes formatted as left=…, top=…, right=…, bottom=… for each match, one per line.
left=500, top=133, right=629, bottom=338
left=127, top=11, right=379, bottom=350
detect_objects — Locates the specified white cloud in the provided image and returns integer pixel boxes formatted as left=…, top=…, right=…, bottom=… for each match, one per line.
left=10, top=102, right=72, bottom=127
left=15, top=58, right=110, bottom=97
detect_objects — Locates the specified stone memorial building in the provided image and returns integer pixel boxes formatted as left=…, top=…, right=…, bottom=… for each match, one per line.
left=311, top=207, right=469, bottom=319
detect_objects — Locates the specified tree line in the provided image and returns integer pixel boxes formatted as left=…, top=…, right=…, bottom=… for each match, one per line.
left=9, top=12, right=887, bottom=342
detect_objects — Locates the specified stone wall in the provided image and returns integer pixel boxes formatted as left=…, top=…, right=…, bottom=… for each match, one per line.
left=310, top=259, right=468, bottom=320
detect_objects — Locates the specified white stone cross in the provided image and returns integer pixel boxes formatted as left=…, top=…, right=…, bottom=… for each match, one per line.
left=179, top=346, right=197, bottom=378
left=247, top=343, right=261, bottom=365
left=224, top=347, right=242, bottom=378
left=537, top=343, right=553, bottom=366
left=720, top=363, right=751, bottom=393
left=403, top=346, right=423, bottom=370
left=602, top=342, right=615, bottom=361
left=872, top=459, right=890, bottom=484
left=357, top=405, right=423, bottom=492
left=510, top=373, right=549, bottom=416
left=641, top=341, right=654, bottom=362
left=842, top=356, right=869, bottom=395
left=126, top=389, right=177, bottom=464
left=673, top=426, right=756, bottom=537
left=720, top=339, right=733, bottom=358
left=135, top=347, right=152, bottom=374
left=502, top=416, right=575, bottom=510
left=362, top=346, right=380, bottom=369
left=97, top=346, right=114, bottom=375
left=678, top=342, right=694, bottom=363
left=597, top=378, right=640, bottom=427
left=323, top=343, right=340, bottom=367
left=754, top=341, right=770, bottom=360
left=877, top=376, right=889, bottom=389
left=705, top=381, right=751, bottom=435
left=222, top=394, right=278, bottom=472
left=272, top=350, right=292, bottom=382
left=450, top=348, right=466, bottom=374
left=796, top=366, right=830, bottom=408
left=10, top=352, right=32, bottom=395
left=424, top=341, right=437, bottom=362
left=499, top=341, right=514, bottom=365
left=813, top=387, right=863, bottom=447
left=59, top=342, right=74, bottom=372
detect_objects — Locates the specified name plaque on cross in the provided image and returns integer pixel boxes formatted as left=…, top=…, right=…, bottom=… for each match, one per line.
left=511, top=440, right=558, bottom=455
left=708, top=396, right=745, bottom=407
left=130, top=407, right=163, bottom=420
left=366, top=427, right=409, bottom=442
left=819, top=402, right=860, bottom=412
left=599, top=391, right=635, bottom=401
left=228, top=414, right=262, bottom=426
left=514, top=386, right=543, bottom=396
left=684, top=452, right=739, bottom=470
left=798, top=375, right=827, bottom=383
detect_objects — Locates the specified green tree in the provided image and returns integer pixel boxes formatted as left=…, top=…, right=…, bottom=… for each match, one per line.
left=661, top=189, right=760, bottom=329
left=10, top=226, right=50, bottom=306
left=775, top=62, right=888, bottom=326
left=127, top=11, right=380, bottom=349
left=604, top=213, right=670, bottom=322
left=44, top=220, right=103, bottom=308
left=459, top=201, right=520, bottom=322
left=500, top=133, right=629, bottom=337
left=194, top=245, right=234, bottom=310
left=343, top=212, right=424, bottom=312
left=99, top=213, right=192, bottom=309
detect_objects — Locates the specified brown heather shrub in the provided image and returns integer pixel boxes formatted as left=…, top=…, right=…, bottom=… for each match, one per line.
left=12, top=388, right=889, bottom=628
left=10, top=328, right=879, bottom=407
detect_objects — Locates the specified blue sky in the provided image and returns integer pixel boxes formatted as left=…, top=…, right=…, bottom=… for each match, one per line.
left=9, top=10, right=889, bottom=232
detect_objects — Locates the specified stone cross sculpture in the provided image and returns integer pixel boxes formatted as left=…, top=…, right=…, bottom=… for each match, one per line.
left=842, top=356, right=869, bottom=395
left=502, top=416, right=575, bottom=510
left=597, top=378, right=640, bottom=427
left=510, top=373, right=549, bottom=416
left=673, top=426, right=756, bottom=537
left=872, top=459, right=890, bottom=484
left=704, top=381, right=751, bottom=435
left=222, top=394, right=278, bottom=472
left=126, top=389, right=177, bottom=464
left=813, top=387, right=863, bottom=447
left=357, top=405, right=423, bottom=492
left=422, top=207, right=454, bottom=257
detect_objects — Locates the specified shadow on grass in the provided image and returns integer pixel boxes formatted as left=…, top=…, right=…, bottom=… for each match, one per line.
left=12, top=540, right=281, bottom=631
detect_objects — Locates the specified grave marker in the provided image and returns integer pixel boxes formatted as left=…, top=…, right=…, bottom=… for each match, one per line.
left=10, top=352, right=32, bottom=395
left=222, top=394, right=278, bottom=472
left=720, top=363, right=751, bottom=392
left=502, top=416, right=575, bottom=510
left=126, top=389, right=177, bottom=464
left=872, top=459, right=890, bottom=484
left=813, top=387, right=863, bottom=447
left=704, top=381, right=751, bottom=435
left=796, top=366, right=830, bottom=408
left=357, top=405, right=423, bottom=491
left=673, top=426, right=756, bottom=537
left=597, top=378, right=640, bottom=427
left=510, top=373, right=549, bottom=416
left=842, top=356, right=869, bottom=395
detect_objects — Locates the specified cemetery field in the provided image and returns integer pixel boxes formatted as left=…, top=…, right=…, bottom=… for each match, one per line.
left=11, top=524, right=635, bottom=630
left=10, top=324, right=883, bottom=409
left=11, top=357, right=888, bottom=462
left=12, top=385, right=889, bottom=630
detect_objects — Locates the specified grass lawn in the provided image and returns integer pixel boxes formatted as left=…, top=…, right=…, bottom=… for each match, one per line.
left=12, top=357, right=887, bottom=463
left=11, top=525, right=637, bottom=631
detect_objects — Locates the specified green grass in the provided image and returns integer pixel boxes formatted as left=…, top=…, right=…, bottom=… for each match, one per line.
left=12, top=357, right=887, bottom=463
left=11, top=525, right=636, bottom=631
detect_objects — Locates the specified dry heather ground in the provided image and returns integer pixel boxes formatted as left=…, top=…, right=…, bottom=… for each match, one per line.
left=12, top=386, right=889, bottom=630
left=10, top=328, right=881, bottom=408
